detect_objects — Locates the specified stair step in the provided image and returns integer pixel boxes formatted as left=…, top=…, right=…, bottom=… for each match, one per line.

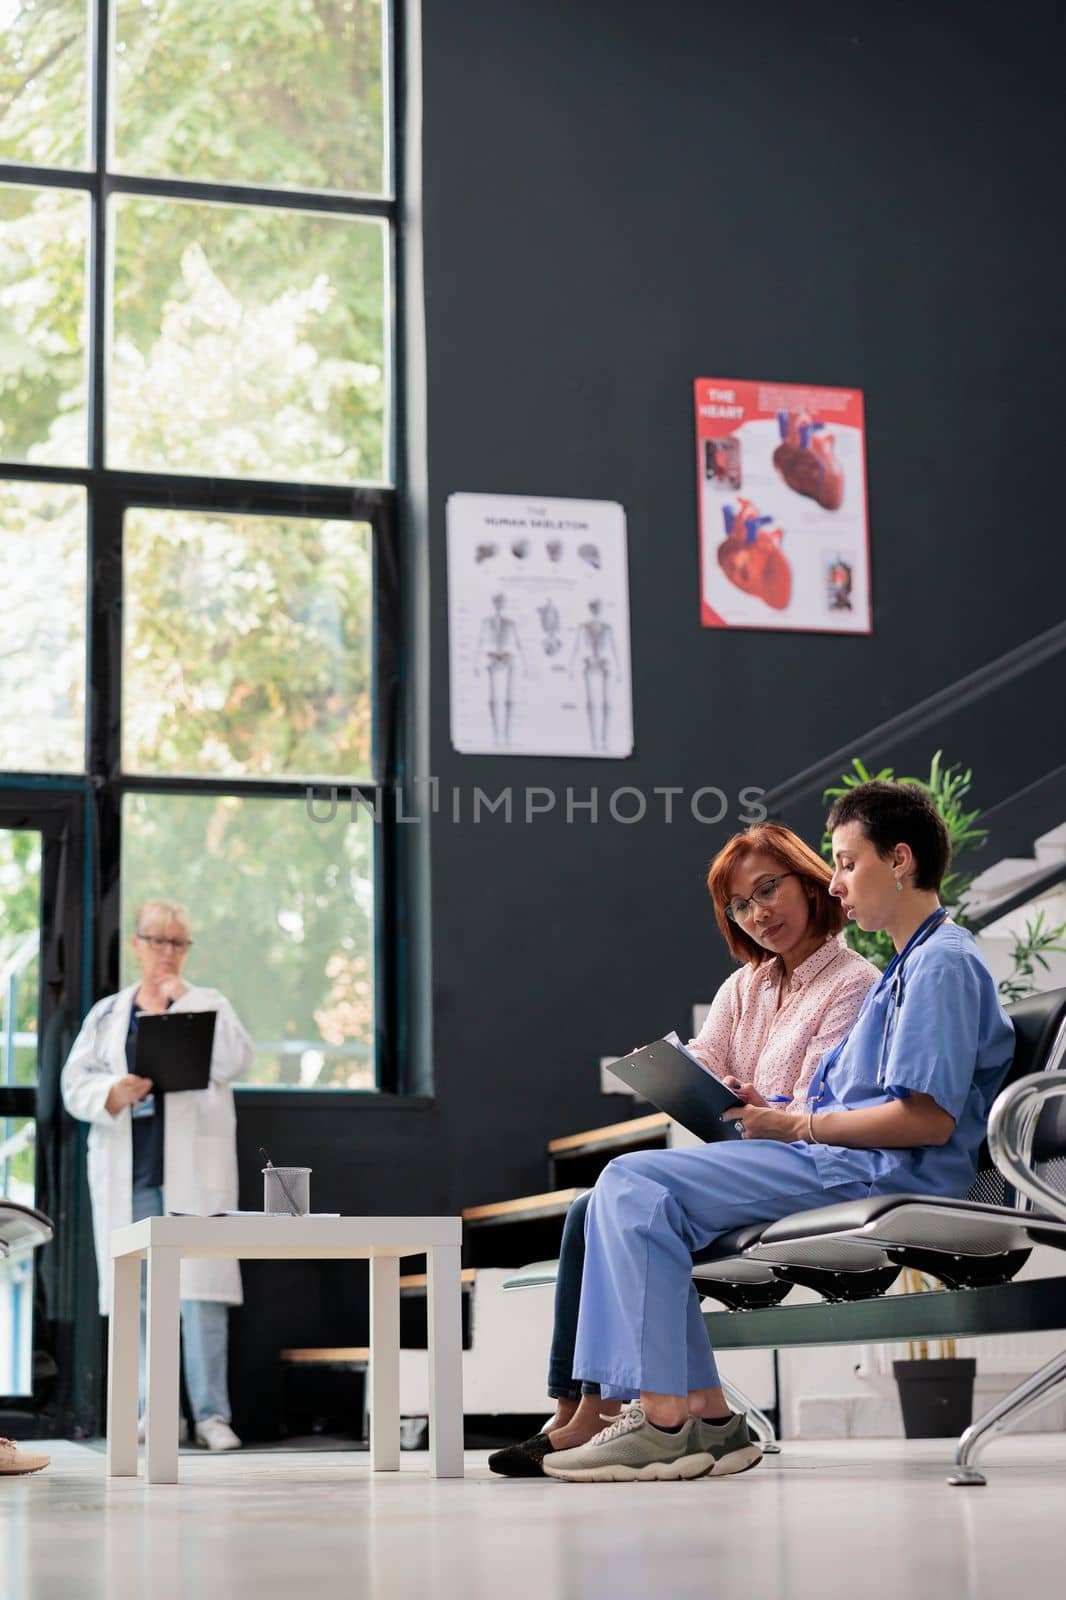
left=547, top=1112, right=671, bottom=1160
left=1035, top=823, right=1066, bottom=866
left=462, top=1188, right=584, bottom=1228
left=281, top=1347, right=370, bottom=1366
left=399, top=1269, right=477, bottom=1292
left=967, top=857, right=1053, bottom=903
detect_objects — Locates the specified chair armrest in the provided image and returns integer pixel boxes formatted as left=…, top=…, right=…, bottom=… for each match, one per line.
left=0, top=1200, right=55, bottom=1254
left=988, top=1070, right=1066, bottom=1223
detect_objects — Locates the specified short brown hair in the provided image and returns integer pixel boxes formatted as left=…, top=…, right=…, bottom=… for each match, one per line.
left=825, top=781, right=951, bottom=892
left=706, top=824, right=845, bottom=966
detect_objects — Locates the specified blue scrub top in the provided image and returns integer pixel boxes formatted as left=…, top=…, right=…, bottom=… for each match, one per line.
left=805, top=920, right=1014, bottom=1196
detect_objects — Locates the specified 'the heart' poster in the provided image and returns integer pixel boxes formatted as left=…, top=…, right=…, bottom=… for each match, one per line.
left=694, top=377, right=872, bottom=634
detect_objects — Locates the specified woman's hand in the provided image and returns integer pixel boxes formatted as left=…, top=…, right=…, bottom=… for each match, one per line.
left=105, top=1075, right=153, bottom=1116
left=722, top=1103, right=806, bottom=1143
left=721, top=1077, right=768, bottom=1108
left=157, top=975, right=188, bottom=1004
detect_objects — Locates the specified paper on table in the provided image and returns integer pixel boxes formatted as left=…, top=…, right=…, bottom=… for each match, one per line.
left=168, top=1210, right=342, bottom=1218
left=215, top=1210, right=342, bottom=1218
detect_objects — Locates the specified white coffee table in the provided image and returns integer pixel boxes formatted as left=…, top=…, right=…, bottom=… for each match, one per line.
left=107, top=1214, right=464, bottom=1484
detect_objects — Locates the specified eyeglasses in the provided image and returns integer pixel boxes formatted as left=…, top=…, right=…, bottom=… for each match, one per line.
left=135, top=933, right=193, bottom=952
left=725, top=873, right=797, bottom=924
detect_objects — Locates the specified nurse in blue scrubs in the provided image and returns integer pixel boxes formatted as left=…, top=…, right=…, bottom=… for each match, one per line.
left=544, top=780, right=1014, bottom=1483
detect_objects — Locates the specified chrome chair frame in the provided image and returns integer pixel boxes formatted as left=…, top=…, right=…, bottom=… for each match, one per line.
left=949, top=1063, right=1066, bottom=1485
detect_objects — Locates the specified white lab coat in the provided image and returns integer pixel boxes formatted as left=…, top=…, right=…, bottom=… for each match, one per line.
left=61, top=983, right=254, bottom=1314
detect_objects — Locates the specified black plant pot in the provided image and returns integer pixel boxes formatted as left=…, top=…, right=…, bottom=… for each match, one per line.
left=893, top=1357, right=977, bottom=1438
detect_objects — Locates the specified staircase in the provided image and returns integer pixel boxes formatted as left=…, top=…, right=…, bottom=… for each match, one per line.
left=460, top=1112, right=671, bottom=1267
left=968, top=822, right=1066, bottom=995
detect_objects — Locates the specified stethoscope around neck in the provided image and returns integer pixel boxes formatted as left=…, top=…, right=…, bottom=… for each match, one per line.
left=875, top=906, right=949, bottom=1084
left=805, top=906, right=949, bottom=1100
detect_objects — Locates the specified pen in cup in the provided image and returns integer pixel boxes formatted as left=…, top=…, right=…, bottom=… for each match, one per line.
left=259, top=1147, right=301, bottom=1216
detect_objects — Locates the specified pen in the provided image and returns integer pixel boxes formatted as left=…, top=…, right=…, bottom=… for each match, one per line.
left=259, top=1147, right=301, bottom=1216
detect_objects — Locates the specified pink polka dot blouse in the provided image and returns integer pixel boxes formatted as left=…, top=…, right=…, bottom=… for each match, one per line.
left=686, top=934, right=879, bottom=1103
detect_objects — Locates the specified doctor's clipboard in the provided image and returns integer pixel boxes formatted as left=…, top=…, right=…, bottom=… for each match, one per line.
left=133, top=1010, right=216, bottom=1093
left=607, top=1036, right=745, bottom=1143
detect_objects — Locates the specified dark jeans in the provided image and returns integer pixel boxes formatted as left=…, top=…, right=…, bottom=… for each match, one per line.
left=546, top=1191, right=601, bottom=1400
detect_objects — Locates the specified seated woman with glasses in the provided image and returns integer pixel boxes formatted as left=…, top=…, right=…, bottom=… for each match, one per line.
left=489, top=823, right=879, bottom=1476
left=541, top=783, right=1014, bottom=1485
left=61, top=899, right=253, bottom=1452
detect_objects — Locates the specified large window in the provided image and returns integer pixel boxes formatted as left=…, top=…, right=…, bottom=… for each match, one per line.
left=121, top=794, right=375, bottom=1089
left=122, top=508, right=374, bottom=779
left=0, top=3, right=398, bottom=1093
left=108, top=196, right=388, bottom=482
left=0, top=481, right=86, bottom=771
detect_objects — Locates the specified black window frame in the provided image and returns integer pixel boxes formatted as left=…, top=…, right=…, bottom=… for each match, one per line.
left=0, top=782, right=90, bottom=1424
left=0, top=0, right=406, bottom=1097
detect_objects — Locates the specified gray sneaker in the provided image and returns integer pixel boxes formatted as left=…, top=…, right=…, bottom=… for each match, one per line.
left=696, top=1411, right=763, bottom=1476
left=542, top=1406, right=717, bottom=1483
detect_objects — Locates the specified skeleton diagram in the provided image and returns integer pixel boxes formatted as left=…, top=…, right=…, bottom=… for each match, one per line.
left=475, top=594, right=526, bottom=747
left=569, top=599, right=621, bottom=752
left=536, top=596, right=563, bottom=656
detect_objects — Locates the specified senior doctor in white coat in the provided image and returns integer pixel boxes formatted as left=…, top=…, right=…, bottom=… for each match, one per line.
left=62, top=898, right=253, bottom=1451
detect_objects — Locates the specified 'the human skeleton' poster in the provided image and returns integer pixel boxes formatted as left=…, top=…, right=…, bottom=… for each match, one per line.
left=447, top=493, right=633, bottom=757
left=695, top=378, right=872, bottom=634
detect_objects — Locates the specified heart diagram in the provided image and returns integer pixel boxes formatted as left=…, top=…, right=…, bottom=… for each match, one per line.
left=773, top=410, right=844, bottom=511
left=717, top=500, right=792, bottom=611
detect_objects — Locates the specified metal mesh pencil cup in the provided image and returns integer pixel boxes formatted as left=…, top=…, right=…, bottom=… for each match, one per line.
left=262, top=1166, right=311, bottom=1215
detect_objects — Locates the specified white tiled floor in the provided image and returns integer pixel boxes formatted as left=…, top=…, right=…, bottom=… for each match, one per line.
left=2, top=1435, right=1065, bottom=1599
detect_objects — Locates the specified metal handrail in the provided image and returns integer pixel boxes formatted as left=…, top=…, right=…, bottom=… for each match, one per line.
left=761, top=620, right=1066, bottom=815
left=0, top=934, right=37, bottom=995
left=0, top=1122, right=34, bottom=1166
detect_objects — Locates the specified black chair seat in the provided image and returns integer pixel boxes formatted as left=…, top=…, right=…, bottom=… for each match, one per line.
left=691, top=1224, right=766, bottom=1268
left=757, top=1193, right=1066, bottom=1258
left=747, top=1233, right=893, bottom=1273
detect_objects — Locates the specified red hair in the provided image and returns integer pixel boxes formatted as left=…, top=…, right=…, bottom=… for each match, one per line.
left=706, top=824, right=844, bottom=966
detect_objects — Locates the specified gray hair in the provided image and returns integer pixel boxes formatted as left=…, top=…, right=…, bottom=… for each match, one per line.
left=134, top=899, right=193, bottom=938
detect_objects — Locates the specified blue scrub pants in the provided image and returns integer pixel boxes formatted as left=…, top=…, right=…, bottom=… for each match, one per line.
left=572, top=1141, right=872, bottom=1401
left=132, top=1185, right=233, bottom=1423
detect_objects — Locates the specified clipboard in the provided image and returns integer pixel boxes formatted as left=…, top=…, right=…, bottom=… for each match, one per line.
left=607, top=1037, right=745, bottom=1143
left=133, top=1010, right=216, bottom=1093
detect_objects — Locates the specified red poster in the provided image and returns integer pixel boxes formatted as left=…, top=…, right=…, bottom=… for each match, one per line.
left=695, top=377, right=871, bottom=633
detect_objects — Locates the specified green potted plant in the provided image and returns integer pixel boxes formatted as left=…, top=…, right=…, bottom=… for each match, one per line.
left=823, top=753, right=1066, bottom=1437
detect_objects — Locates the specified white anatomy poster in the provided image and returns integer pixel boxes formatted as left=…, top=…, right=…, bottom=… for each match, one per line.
left=447, top=492, right=633, bottom=757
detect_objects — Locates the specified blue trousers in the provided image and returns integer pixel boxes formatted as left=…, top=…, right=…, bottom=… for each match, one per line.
left=133, top=1185, right=233, bottom=1422
left=572, top=1141, right=872, bottom=1401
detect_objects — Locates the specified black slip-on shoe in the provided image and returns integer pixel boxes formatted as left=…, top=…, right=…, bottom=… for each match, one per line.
left=487, top=1432, right=555, bottom=1477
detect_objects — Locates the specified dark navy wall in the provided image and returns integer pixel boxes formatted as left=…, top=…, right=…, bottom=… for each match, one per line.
left=225, top=0, right=1066, bottom=1433
left=419, top=0, right=1066, bottom=1205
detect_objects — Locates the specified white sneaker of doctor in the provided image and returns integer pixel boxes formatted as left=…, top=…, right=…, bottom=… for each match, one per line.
left=194, top=1415, right=242, bottom=1451
left=137, top=1415, right=189, bottom=1444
